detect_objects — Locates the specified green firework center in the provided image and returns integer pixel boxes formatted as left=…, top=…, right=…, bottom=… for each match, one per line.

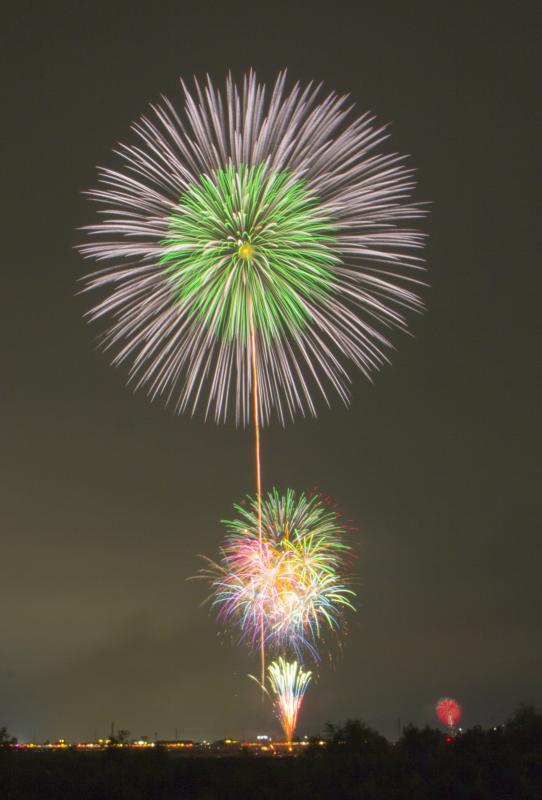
left=160, top=163, right=338, bottom=342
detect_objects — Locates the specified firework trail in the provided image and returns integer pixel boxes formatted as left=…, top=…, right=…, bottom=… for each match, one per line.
left=251, top=657, right=312, bottom=743
left=436, top=697, right=462, bottom=731
left=201, top=489, right=355, bottom=661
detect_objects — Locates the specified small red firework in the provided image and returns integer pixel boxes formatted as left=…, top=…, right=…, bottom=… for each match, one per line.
left=436, top=697, right=462, bottom=728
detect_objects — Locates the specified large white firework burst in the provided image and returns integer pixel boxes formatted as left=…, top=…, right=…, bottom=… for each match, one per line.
left=80, top=70, right=426, bottom=424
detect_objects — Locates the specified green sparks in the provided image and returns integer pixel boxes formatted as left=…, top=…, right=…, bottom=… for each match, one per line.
left=160, top=163, right=338, bottom=343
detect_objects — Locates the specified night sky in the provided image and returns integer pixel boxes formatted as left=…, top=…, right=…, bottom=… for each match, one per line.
left=2, top=2, right=540, bottom=743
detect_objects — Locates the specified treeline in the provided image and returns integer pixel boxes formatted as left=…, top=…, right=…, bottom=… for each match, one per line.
left=1, top=704, right=541, bottom=799
left=303, top=704, right=542, bottom=798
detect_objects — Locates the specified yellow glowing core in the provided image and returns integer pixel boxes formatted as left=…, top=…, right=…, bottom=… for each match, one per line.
left=238, top=242, right=255, bottom=259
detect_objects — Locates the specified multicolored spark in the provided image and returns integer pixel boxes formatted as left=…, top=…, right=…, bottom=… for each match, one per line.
left=80, top=70, right=426, bottom=424
left=202, top=489, right=355, bottom=660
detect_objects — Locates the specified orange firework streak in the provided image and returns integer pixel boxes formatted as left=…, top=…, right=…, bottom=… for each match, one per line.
left=250, top=323, right=265, bottom=690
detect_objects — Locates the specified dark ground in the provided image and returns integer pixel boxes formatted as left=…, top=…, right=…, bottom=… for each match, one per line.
left=2, top=709, right=542, bottom=800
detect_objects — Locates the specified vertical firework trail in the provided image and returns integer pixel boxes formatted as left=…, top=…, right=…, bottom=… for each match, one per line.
left=249, top=313, right=265, bottom=689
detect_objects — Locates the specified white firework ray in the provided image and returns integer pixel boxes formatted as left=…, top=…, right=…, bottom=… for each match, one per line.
left=79, top=70, right=427, bottom=425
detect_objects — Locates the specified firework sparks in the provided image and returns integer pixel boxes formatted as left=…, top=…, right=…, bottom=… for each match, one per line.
left=252, top=657, right=312, bottom=743
left=202, top=489, right=355, bottom=660
left=436, top=698, right=462, bottom=730
left=80, top=70, right=426, bottom=425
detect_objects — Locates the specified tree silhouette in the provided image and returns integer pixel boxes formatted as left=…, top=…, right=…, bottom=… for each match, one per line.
left=0, top=725, right=17, bottom=747
left=326, top=719, right=389, bottom=756
left=505, top=704, right=542, bottom=753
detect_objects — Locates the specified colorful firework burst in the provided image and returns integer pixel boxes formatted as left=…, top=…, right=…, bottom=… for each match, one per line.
left=80, top=70, right=426, bottom=424
left=201, top=489, right=355, bottom=660
left=251, top=657, right=312, bottom=743
left=436, top=697, right=462, bottom=730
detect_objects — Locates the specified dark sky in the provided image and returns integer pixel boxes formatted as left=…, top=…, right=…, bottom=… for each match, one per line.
left=2, top=2, right=540, bottom=743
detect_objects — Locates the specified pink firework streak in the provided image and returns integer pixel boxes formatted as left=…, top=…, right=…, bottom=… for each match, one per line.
left=436, top=697, right=462, bottom=729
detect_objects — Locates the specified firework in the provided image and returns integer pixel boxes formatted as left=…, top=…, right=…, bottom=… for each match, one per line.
left=436, top=697, right=462, bottom=730
left=202, top=489, right=355, bottom=660
left=80, top=70, right=426, bottom=425
left=252, top=657, right=312, bottom=743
